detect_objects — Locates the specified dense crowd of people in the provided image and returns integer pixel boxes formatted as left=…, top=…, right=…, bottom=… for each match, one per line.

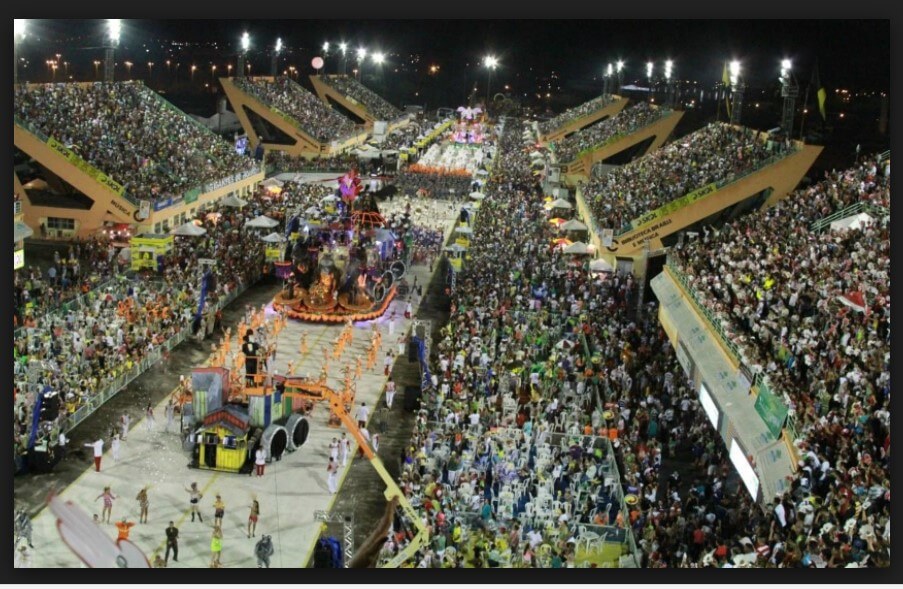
left=537, top=95, right=615, bottom=137
left=14, top=82, right=258, bottom=203
left=377, top=120, right=890, bottom=568
left=390, top=170, right=476, bottom=200
left=327, top=75, right=404, bottom=122
left=267, top=151, right=361, bottom=174
left=580, top=123, right=791, bottom=233
left=668, top=155, right=890, bottom=567
left=234, top=77, right=357, bottom=142
left=551, top=103, right=665, bottom=164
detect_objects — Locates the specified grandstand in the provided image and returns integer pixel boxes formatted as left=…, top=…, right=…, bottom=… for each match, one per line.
left=310, top=74, right=410, bottom=131
left=536, top=94, right=629, bottom=143
left=548, top=102, right=685, bottom=181
left=576, top=123, right=822, bottom=261
left=652, top=152, right=890, bottom=506
left=13, top=81, right=263, bottom=239
left=221, top=76, right=370, bottom=157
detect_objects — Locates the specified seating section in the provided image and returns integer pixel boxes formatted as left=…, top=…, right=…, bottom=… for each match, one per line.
left=551, top=102, right=665, bottom=164
left=327, top=75, right=403, bottom=121
left=537, top=94, right=615, bottom=136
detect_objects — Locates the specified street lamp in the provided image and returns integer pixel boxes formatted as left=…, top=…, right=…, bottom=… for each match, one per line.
left=238, top=31, right=250, bottom=78
left=191, top=64, right=197, bottom=81
left=104, top=19, right=121, bottom=82
left=94, top=60, right=101, bottom=79
left=272, top=37, right=282, bottom=76
left=483, top=55, right=499, bottom=106
left=147, top=61, right=154, bottom=79
left=227, top=64, right=232, bottom=76
left=124, top=61, right=133, bottom=77
left=14, top=19, right=26, bottom=85
left=211, top=64, right=217, bottom=80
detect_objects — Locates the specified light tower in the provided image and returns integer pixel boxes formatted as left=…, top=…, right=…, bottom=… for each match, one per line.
left=615, top=60, right=625, bottom=96
left=779, top=59, right=798, bottom=136
left=356, top=47, right=367, bottom=81
left=483, top=55, right=498, bottom=106
left=729, top=60, right=745, bottom=125
left=14, top=19, right=26, bottom=85
left=603, top=63, right=613, bottom=97
left=664, top=59, right=674, bottom=108
left=646, top=61, right=654, bottom=102
left=339, top=42, right=348, bottom=75
left=237, top=32, right=250, bottom=78
left=104, top=19, right=121, bottom=83
left=271, top=38, right=282, bottom=77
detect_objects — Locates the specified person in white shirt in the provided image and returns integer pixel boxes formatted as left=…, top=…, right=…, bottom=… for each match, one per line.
left=120, top=413, right=131, bottom=441
left=339, top=433, right=350, bottom=467
left=385, top=379, right=396, bottom=409
left=355, top=403, right=370, bottom=429
left=85, top=437, right=104, bottom=472
left=111, top=433, right=121, bottom=463
left=255, top=447, right=267, bottom=477
left=326, top=457, right=338, bottom=494
left=329, top=438, right=339, bottom=462
left=164, top=399, right=176, bottom=433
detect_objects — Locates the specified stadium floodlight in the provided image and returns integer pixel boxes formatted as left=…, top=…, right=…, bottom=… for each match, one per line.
left=372, top=52, right=385, bottom=65
left=646, top=61, right=653, bottom=78
left=606, top=63, right=613, bottom=77
left=14, top=19, right=26, bottom=39
left=275, top=38, right=283, bottom=53
left=730, top=60, right=741, bottom=85
left=780, top=58, right=791, bottom=79
left=339, top=42, right=347, bottom=54
left=616, top=60, right=624, bottom=73
left=14, top=20, right=26, bottom=85
left=241, top=32, right=250, bottom=53
left=322, top=41, right=330, bottom=53
left=664, top=59, right=673, bottom=80
left=357, top=47, right=367, bottom=61
left=484, top=55, right=499, bottom=69
left=107, top=19, right=121, bottom=44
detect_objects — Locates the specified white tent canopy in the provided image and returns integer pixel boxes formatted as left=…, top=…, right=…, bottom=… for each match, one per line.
left=830, top=212, right=874, bottom=233
left=562, top=241, right=591, bottom=255
left=549, top=198, right=572, bottom=209
left=245, top=215, right=280, bottom=229
left=455, top=226, right=474, bottom=235
left=589, top=258, right=615, bottom=273
left=172, top=222, right=207, bottom=236
left=469, top=192, right=486, bottom=200
left=445, top=243, right=468, bottom=253
left=560, top=218, right=588, bottom=231
left=220, top=194, right=248, bottom=208
left=261, top=177, right=284, bottom=188
left=260, top=232, right=287, bottom=243
left=14, top=221, right=34, bottom=242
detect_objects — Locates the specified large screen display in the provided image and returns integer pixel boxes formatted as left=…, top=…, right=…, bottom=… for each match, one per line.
left=698, top=382, right=719, bottom=429
left=729, top=438, right=760, bottom=501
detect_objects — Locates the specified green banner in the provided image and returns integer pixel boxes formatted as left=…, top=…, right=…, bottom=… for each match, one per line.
left=753, top=381, right=788, bottom=440
left=184, top=188, right=201, bottom=204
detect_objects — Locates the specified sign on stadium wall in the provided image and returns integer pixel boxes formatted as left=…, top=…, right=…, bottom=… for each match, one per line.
left=628, top=182, right=718, bottom=231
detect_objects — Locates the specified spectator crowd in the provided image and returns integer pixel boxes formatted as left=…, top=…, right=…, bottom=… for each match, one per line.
left=537, top=95, right=616, bottom=137
left=15, top=82, right=258, bottom=204
left=326, top=75, right=403, bottom=122
left=551, top=103, right=665, bottom=164
left=234, top=77, right=357, bottom=142
left=580, top=123, right=791, bottom=233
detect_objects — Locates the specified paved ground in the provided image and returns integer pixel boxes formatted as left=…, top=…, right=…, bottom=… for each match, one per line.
left=15, top=202, right=460, bottom=569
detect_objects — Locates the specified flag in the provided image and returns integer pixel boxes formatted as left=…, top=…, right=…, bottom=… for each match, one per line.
left=837, top=290, right=867, bottom=314
left=813, top=61, right=827, bottom=121
left=722, top=62, right=732, bottom=119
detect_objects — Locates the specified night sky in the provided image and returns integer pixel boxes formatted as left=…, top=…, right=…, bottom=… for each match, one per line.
left=22, top=19, right=890, bottom=90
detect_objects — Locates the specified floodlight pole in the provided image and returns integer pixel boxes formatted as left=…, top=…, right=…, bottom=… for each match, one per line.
left=730, top=79, right=745, bottom=126
left=780, top=71, right=798, bottom=137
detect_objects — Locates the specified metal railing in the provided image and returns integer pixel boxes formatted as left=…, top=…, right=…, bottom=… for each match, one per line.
left=809, top=200, right=889, bottom=232
left=664, top=259, right=744, bottom=366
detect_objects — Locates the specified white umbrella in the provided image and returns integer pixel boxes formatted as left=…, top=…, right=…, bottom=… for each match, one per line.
left=560, top=219, right=588, bottom=231
left=220, top=194, right=248, bottom=208
left=549, top=198, right=573, bottom=209
left=245, top=215, right=280, bottom=229
left=589, top=258, right=614, bottom=273
left=469, top=192, right=486, bottom=200
left=261, top=232, right=287, bottom=243
left=455, top=226, right=474, bottom=235
left=562, top=241, right=590, bottom=255
left=172, top=222, right=207, bottom=236
left=261, top=177, right=284, bottom=188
